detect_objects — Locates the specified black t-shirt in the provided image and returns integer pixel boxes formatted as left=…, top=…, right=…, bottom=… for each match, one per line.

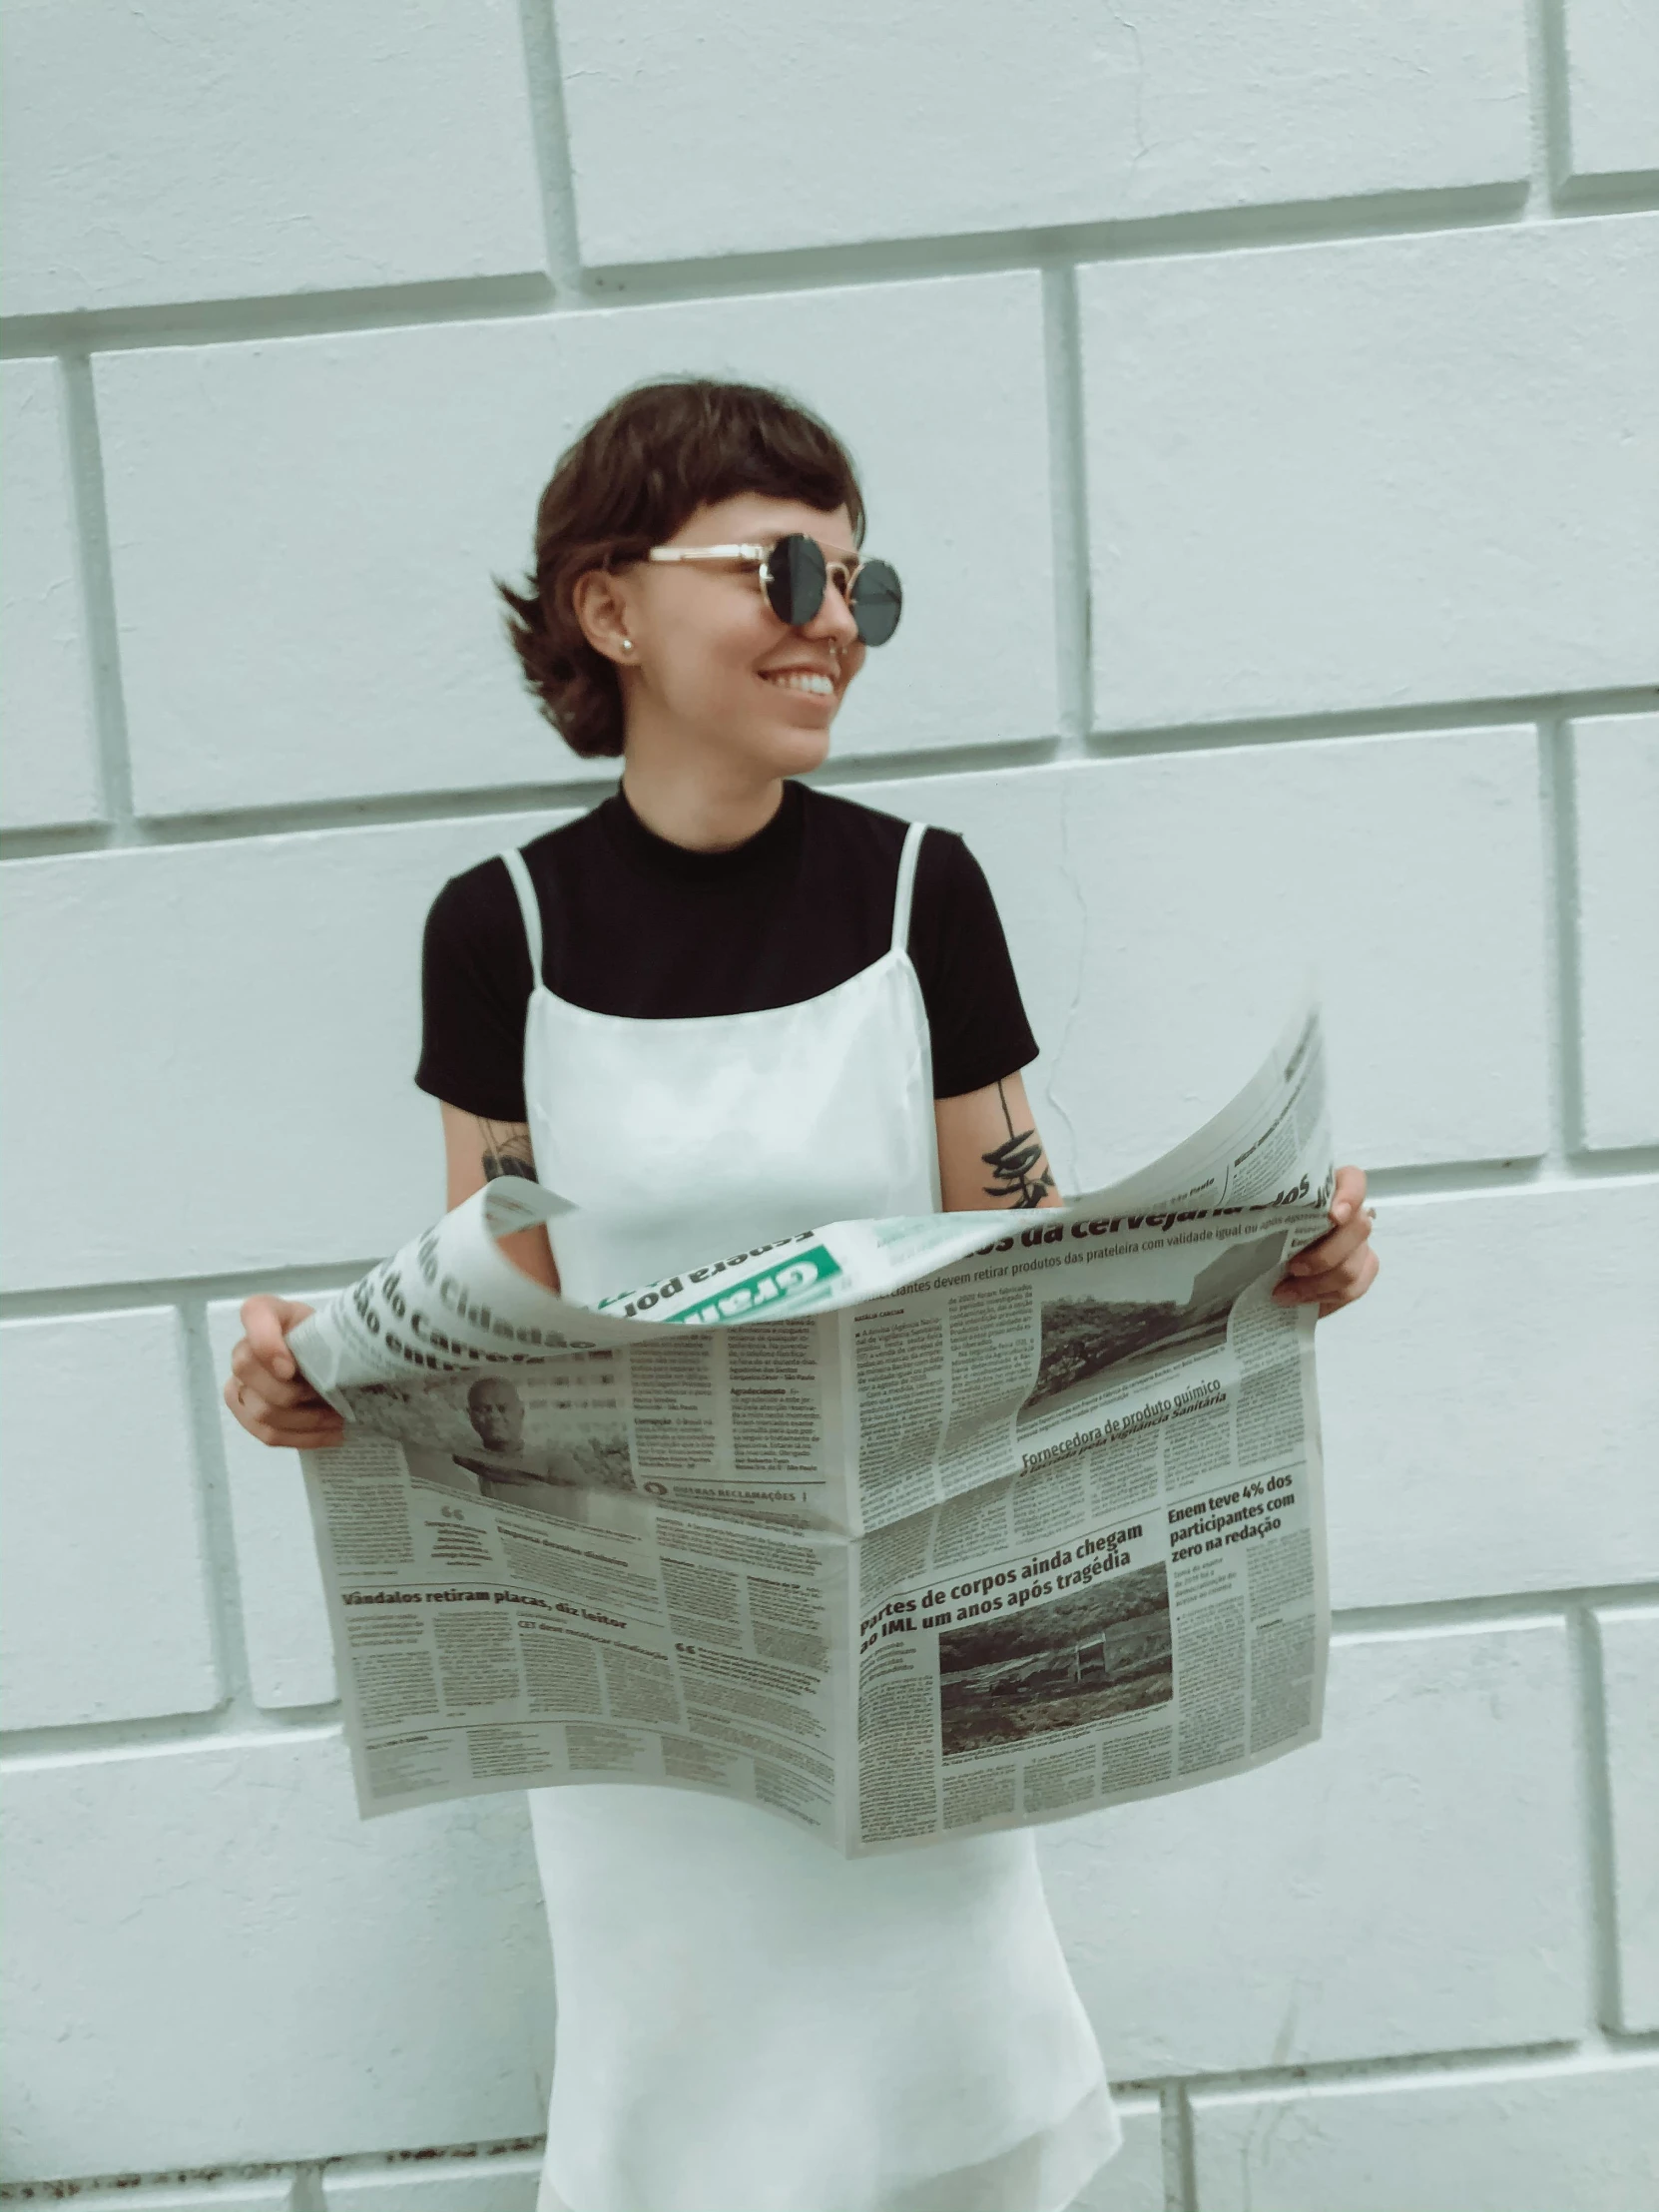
left=415, top=779, right=1038, bottom=1122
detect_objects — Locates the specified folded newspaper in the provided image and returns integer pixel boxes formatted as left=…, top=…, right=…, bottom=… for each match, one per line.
left=290, top=1000, right=1335, bottom=1856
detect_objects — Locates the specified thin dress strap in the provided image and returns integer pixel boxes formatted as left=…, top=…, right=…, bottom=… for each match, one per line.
left=891, top=821, right=928, bottom=954
left=499, top=848, right=544, bottom=984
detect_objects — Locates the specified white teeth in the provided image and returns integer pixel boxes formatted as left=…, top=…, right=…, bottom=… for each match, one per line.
left=763, top=672, right=833, bottom=697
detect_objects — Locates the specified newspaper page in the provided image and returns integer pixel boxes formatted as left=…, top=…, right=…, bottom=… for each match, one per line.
left=290, top=999, right=1334, bottom=1855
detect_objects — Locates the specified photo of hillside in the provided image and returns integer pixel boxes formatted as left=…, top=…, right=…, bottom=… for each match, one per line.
left=1020, top=1231, right=1284, bottom=1420
left=938, top=1560, right=1172, bottom=1757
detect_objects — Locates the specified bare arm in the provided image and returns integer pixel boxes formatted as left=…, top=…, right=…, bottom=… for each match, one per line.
left=439, top=1102, right=559, bottom=1292
left=934, top=1071, right=1063, bottom=1213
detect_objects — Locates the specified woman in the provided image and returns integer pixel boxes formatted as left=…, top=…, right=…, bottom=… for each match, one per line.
left=228, top=379, right=1378, bottom=2212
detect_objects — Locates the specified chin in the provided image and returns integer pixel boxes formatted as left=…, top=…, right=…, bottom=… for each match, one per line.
left=738, top=719, right=834, bottom=779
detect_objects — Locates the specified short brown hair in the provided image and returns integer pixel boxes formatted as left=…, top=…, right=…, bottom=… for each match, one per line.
left=495, top=378, right=866, bottom=760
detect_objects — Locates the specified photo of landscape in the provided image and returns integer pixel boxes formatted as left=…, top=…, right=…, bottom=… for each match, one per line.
left=1019, top=1231, right=1284, bottom=1422
left=938, top=1561, right=1173, bottom=1757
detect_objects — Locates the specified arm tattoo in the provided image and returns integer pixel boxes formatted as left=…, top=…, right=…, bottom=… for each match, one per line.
left=475, top=1117, right=536, bottom=1183
left=981, top=1082, right=1055, bottom=1209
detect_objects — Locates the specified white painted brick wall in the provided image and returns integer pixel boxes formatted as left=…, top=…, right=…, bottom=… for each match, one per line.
left=1573, top=712, right=1659, bottom=1150
left=0, top=358, right=102, bottom=830
left=1561, top=0, right=1659, bottom=182
left=1038, top=1623, right=1584, bottom=2078
left=4, top=5, right=1654, bottom=2203
left=1, top=1732, right=554, bottom=2177
left=1318, top=1183, right=1659, bottom=1607
left=554, top=0, right=1529, bottom=265
left=320, top=2153, right=544, bottom=2212
left=0, top=0, right=548, bottom=316
left=1190, top=2053, right=1659, bottom=2211
left=1595, top=1607, right=1659, bottom=2033
left=1078, top=217, right=1659, bottom=730
left=0, top=1310, right=222, bottom=1729
left=63, top=2186, right=297, bottom=2212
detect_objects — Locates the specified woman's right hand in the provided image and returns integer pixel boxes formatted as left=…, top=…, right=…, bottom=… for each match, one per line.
left=225, top=1296, right=344, bottom=1450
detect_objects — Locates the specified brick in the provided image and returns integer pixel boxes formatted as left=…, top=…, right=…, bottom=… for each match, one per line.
left=1574, top=714, right=1659, bottom=1150
left=1078, top=216, right=1659, bottom=730
left=1594, top=1606, right=1659, bottom=2031
left=0, top=812, right=572, bottom=1292
left=1191, top=2054, right=1659, bottom=2211
left=1, top=1730, right=554, bottom=2176
left=66, top=2185, right=297, bottom=2211
left=0, top=0, right=546, bottom=316
left=208, top=1296, right=339, bottom=1711
left=95, top=276, right=1054, bottom=818
left=1073, top=2094, right=1165, bottom=2212
left=858, top=730, right=1547, bottom=1182
left=0, top=1310, right=222, bottom=1730
left=1320, top=1183, right=1659, bottom=1608
left=0, top=359, right=101, bottom=830
left=1562, top=0, right=1659, bottom=180
left=321, top=2155, right=542, bottom=2212
left=555, top=0, right=1527, bottom=265
left=1038, top=1622, right=1581, bottom=2075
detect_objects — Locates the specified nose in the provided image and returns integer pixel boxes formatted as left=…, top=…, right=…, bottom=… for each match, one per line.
left=801, top=575, right=859, bottom=650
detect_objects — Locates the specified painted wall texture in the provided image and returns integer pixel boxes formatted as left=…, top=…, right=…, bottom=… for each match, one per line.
left=2, top=0, right=1656, bottom=2204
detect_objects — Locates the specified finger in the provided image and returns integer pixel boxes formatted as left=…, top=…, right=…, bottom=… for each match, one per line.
left=1318, top=1248, right=1382, bottom=1317
left=239, top=1296, right=313, bottom=1383
left=230, top=1338, right=326, bottom=1409
left=1301, top=1247, right=1388, bottom=1309
left=1274, top=1251, right=1373, bottom=1305
left=225, top=1377, right=343, bottom=1445
left=1328, top=1164, right=1368, bottom=1227
left=1288, top=1209, right=1374, bottom=1277
left=224, top=1380, right=340, bottom=1432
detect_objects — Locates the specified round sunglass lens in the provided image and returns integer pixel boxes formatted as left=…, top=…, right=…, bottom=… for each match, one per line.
left=850, top=559, right=902, bottom=646
left=765, top=534, right=828, bottom=626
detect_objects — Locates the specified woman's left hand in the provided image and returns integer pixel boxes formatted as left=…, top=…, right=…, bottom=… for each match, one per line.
left=1272, top=1164, right=1380, bottom=1318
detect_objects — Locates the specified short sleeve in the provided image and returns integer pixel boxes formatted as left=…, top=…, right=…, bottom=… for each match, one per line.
left=413, top=860, right=536, bottom=1121
left=909, top=830, right=1039, bottom=1097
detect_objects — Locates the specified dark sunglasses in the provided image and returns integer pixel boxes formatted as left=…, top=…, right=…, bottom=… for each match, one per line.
left=646, top=534, right=903, bottom=647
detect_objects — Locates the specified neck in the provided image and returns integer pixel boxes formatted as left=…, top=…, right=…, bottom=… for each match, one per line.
left=619, top=731, right=787, bottom=852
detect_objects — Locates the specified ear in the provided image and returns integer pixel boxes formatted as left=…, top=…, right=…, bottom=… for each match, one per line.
left=572, top=568, right=637, bottom=666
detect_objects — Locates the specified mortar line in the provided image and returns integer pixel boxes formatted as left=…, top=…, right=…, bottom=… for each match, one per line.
left=0, top=1705, right=340, bottom=1769
left=1571, top=1604, right=1628, bottom=2032
left=0, top=1257, right=376, bottom=1325
left=1166, top=2079, right=1198, bottom=2210
left=1040, top=264, right=1093, bottom=752
left=57, top=353, right=138, bottom=843
left=5, top=1150, right=1657, bottom=1323
left=173, top=1290, right=262, bottom=1717
left=1529, top=0, right=1576, bottom=208
left=514, top=0, right=590, bottom=299
left=1177, top=2033, right=1604, bottom=2101
left=1334, top=1580, right=1659, bottom=1637
left=1543, top=715, right=1589, bottom=1155
left=1363, top=1148, right=1659, bottom=1200
left=10, top=682, right=1659, bottom=866
left=2, top=181, right=1569, bottom=367
left=1521, top=0, right=1563, bottom=217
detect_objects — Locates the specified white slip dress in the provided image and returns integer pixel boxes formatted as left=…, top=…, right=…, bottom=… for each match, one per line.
left=497, top=823, right=1120, bottom=2212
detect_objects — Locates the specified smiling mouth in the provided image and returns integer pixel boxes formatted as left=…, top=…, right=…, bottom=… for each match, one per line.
left=760, top=671, right=835, bottom=698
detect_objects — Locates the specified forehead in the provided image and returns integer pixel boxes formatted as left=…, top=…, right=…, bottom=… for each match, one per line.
left=669, top=492, right=859, bottom=560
